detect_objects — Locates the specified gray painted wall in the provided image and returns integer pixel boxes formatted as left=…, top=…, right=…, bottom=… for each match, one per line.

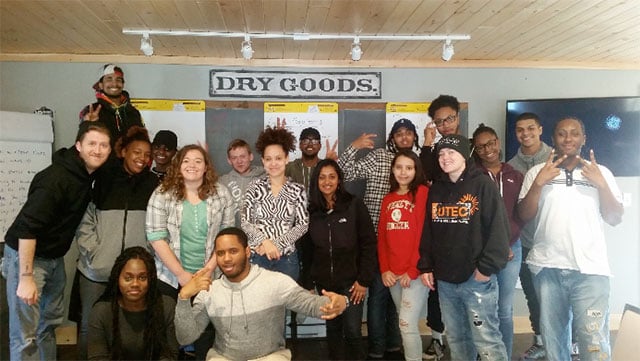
left=1, top=61, right=638, bottom=321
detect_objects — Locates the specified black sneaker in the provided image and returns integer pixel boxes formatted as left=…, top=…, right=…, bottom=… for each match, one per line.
left=422, top=339, right=445, bottom=360
left=520, top=342, right=545, bottom=360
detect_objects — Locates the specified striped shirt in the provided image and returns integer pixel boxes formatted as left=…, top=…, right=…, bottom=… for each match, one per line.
left=241, top=176, right=309, bottom=255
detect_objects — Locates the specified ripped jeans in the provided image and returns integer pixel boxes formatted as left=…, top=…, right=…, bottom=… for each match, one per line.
left=534, top=268, right=611, bottom=361
left=438, top=274, right=507, bottom=361
left=389, top=278, right=429, bottom=361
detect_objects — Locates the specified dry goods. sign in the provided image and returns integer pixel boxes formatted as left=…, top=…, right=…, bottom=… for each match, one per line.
left=209, top=70, right=381, bottom=99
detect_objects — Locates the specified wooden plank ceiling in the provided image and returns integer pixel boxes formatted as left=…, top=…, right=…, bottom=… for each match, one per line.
left=1, top=0, right=639, bottom=69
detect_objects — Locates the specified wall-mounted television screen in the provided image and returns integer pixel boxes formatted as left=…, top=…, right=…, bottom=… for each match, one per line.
left=505, top=96, right=640, bottom=177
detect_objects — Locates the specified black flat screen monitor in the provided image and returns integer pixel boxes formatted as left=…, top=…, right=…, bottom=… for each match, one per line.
left=505, top=96, right=640, bottom=177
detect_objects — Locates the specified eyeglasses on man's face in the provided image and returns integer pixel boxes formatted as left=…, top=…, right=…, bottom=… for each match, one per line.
left=433, top=114, right=457, bottom=128
left=475, top=138, right=498, bottom=153
left=300, top=138, right=321, bottom=145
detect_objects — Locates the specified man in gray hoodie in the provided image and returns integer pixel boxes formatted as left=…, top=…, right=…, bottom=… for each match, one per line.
left=175, top=227, right=348, bottom=360
left=219, top=139, right=265, bottom=226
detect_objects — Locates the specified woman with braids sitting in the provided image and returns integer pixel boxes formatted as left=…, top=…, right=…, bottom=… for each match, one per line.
left=88, top=246, right=178, bottom=360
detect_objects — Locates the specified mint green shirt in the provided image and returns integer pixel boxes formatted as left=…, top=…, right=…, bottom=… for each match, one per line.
left=180, top=200, right=208, bottom=273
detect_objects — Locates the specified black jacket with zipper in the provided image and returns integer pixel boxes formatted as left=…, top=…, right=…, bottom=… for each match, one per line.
left=307, top=196, right=377, bottom=291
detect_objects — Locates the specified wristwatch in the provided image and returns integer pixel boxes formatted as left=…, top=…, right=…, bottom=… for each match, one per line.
left=343, top=295, right=350, bottom=308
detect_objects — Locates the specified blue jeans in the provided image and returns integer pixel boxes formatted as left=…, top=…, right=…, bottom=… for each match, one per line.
left=533, top=268, right=610, bottom=361
left=389, top=278, right=429, bottom=361
left=2, top=246, right=65, bottom=360
left=438, top=273, right=507, bottom=361
left=250, top=251, right=299, bottom=281
left=366, top=272, right=401, bottom=357
left=497, top=240, right=522, bottom=360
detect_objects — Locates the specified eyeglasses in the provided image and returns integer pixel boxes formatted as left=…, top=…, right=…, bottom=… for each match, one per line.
left=433, top=114, right=457, bottom=128
left=475, top=138, right=498, bottom=153
left=300, top=138, right=321, bottom=145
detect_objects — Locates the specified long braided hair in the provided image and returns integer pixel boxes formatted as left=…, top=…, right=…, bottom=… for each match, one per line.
left=97, top=246, right=169, bottom=360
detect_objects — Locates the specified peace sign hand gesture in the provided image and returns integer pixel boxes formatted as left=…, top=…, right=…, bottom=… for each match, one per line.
left=82, top=104, right=101, bottom=121
left=579, top=149, right=607, bottom=189
left=533, top=149, right=566, bottom=187
left=325, top=139, right=339, bottom=160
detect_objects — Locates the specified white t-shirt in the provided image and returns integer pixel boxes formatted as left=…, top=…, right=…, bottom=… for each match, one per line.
left=519, top=162, right=622, bottom=276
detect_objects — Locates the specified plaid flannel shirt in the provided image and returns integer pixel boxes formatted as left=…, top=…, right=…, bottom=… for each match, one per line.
left=338, top=145, right=393, bottom=228
left=145, top=183, right=235, bottom=288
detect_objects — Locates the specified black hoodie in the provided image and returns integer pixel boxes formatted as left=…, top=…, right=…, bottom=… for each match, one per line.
left=5, top=147, right=97, bottom=258
left=417, top=162, right=510, bottom=283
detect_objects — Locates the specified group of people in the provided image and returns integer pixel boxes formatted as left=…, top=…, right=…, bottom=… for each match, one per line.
left=1, top=63, right=624, bottom=361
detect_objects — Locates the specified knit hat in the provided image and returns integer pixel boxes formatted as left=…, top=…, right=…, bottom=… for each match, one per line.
left=437, top=134, right=471, bottom=159
left=93, top=64, right=125, bottom=91
left=152, top=130, right=178, bottom=151
left=390, top=118, right=417, bottom=135
left=300, top=127, right=321, bottom=140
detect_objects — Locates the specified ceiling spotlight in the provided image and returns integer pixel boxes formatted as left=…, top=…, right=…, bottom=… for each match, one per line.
left=140, top=33, right=153, bottom=56
left=241, top=35, right=254, bottom=60
left=441, top=39, right=454, bottom=61
left=350, top=37, right=362, bottom=61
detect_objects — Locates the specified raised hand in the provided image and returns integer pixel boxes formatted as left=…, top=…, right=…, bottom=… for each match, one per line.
left=178, top=268, right=212, bottom=300
left=349, top=280, right=367, bottom=305
left=276, top=117, right=287, bottom=129
left=579, top=150, right=607, bottom=189
left=325, top=139, right=339, bottom=160
left=83, top=104, right=102, bottom=121
left=423, top=122, right=437, bottom=147
left=533, top=149, right=566, bottom=187
left=351, top=133, right=376, bottom=150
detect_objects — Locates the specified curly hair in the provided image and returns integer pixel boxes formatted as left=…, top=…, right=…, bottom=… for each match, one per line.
left=428, top=94, right=460, bottom=119
left=254, top=126, right=296, bottom=157
left=389, top=149, right=426, bottom=202
left=308, top=159, right=353, bottom=214
left=114, top=126, right=150, bottom=156
left=159, top=144, right=218, bottom=200
left=97, top=246, right=170, bottom=360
